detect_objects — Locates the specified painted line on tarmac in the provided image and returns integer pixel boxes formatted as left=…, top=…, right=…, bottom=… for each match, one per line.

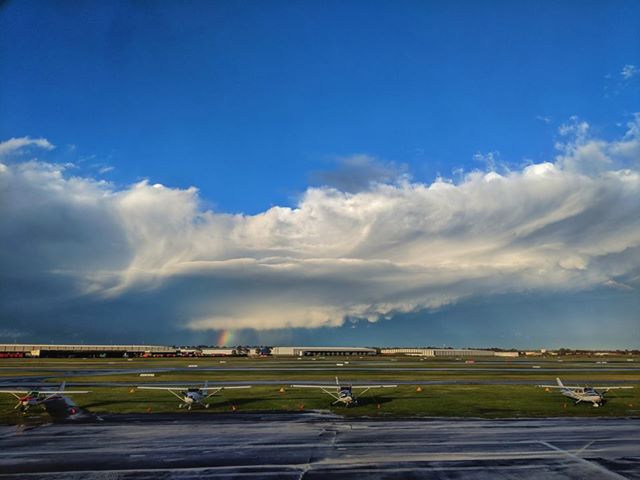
left=539, top=440, right=628, bottom=480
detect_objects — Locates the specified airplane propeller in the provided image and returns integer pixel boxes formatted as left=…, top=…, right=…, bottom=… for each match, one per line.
left=15, top=395, right=32, bottom=411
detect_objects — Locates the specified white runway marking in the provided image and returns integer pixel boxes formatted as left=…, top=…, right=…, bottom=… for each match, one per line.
left=539, top=441, right=631, bottom=480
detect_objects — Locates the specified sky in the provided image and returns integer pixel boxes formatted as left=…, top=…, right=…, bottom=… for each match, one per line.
left=1, top=1, right=639, bottom=348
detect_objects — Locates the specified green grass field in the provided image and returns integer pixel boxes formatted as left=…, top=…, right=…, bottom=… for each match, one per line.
left=1, top=355, right=638, bottom=424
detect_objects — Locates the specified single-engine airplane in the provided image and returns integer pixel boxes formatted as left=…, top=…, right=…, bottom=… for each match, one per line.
left=538, top=377, right=633, bottom=407
left=137, top=381, right=252, bottom=410
left=0, top=382, right=90, bottom=414
left=291, top=377, right=397, bottom=407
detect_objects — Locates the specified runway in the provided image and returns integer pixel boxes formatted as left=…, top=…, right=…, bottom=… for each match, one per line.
left=0, top=413, right=638, bottom=479
left=2, top=366, right=640, bottom=375
left=2, top=379, right=639, bottom=389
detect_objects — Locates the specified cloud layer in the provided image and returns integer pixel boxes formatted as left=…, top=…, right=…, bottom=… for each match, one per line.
left=0, top=136, right=54, bottom=156
left=1, top=120, right=639, bottom=336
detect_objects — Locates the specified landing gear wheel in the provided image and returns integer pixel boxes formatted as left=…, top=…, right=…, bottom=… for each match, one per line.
left=205, top=404, right=210, bottom=409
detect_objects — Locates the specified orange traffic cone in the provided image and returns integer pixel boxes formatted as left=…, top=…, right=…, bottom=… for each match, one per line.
left=231, top=405, right=237, bottom=412
left=416, top=386, right=423, bottom=392
left=279, top=387, right=285, bottom=393
left=299, top=404, right=305, bottom=411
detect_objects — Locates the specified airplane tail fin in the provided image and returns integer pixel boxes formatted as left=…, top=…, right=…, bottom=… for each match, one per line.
left=556, top=378, right=564, bottom=388
left=59, top=381, right=66, bottom=392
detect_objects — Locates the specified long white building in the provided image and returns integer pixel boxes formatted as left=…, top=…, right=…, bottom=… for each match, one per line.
left=0, top=344, right=175, bottom=357
left=271, top=346, right=377, bottom=356
left=380, top=348, right=514, bottom=357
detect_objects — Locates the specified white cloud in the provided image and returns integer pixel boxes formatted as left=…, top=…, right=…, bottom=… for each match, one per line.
left=623, top=113, right=640, bottom=139
left=557, top=116, right=589, bottom=139
left=0, top=137, right=54, bottom=157
left=472, top=151, right=501, bottom=171
left=555, top=115, right=640, bottom=172
left=621, top=64, right=638, bottom=80
left=1, top=124, right=639, bottom=332
left=604, top=279, right=634, bottom=291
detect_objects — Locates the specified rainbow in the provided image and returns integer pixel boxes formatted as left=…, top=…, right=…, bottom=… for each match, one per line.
left=217, top=330, right=235, bottom=347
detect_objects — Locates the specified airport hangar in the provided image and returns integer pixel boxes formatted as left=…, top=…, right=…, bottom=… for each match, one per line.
left=0, top=344, right=378, bottom=358
left=380, top=348, right=519, bottom=358
left=270, top=346, right=378, bottom=356
left=270, top=347, right=518, bottom=357
left=0, top=344, right=380, bottom=358
left=0, top=344, right=175, bottom=358
left=0, top=344, right=519, bottom=358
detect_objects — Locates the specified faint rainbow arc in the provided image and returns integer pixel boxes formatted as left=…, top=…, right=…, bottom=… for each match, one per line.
left=218, top=330, right=234, bottom=346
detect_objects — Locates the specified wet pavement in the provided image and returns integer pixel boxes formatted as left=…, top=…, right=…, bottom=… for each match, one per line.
left=0, top=413, right=638, bottom=479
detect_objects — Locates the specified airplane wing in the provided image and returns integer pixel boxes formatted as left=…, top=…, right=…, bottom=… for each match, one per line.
left=137, top=385, right=251, bottom=390
left=290, top=384, right=338, bottom=388
left=37, top=390, right=90, bottom=394
left=137, top=385, right=251, bottom=401
left=537, top=384, right=633, bottom=390
left=290, top=384, right=397, bottom=389
left=351, top=385, right=397, bottom=389
left=0, top=389, right=89, bottom=394
left=136, top=386, right=186, bottom=390
left=593, top=386, right=634, bottom=390
left=291, top=383, right=398, bottom=402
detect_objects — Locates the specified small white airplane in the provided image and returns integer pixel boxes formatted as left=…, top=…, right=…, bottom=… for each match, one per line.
left=0, top=382, right=90, bottom=414
left=538, top=377, right=634, bottom=407
left=291, top=377, right=397, bottom=407
left=137, top=381, right=252, bottom=410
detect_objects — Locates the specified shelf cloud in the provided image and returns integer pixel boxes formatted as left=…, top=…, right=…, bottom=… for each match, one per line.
left=1, top=118, right=639, bottom=335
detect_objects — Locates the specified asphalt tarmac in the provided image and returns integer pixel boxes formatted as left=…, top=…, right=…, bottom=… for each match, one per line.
left=2, top=366, right=640, bottom=376
left=2, top=379, right=639, bottom=389
left=0, top=413, right=638, bottom=479
left=1, top=358, right=638, bottom=391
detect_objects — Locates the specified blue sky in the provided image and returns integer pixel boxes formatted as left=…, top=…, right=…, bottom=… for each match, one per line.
left=1, top=1, right=639, bottom=348
left=3, top=0, right=639, bottom=211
